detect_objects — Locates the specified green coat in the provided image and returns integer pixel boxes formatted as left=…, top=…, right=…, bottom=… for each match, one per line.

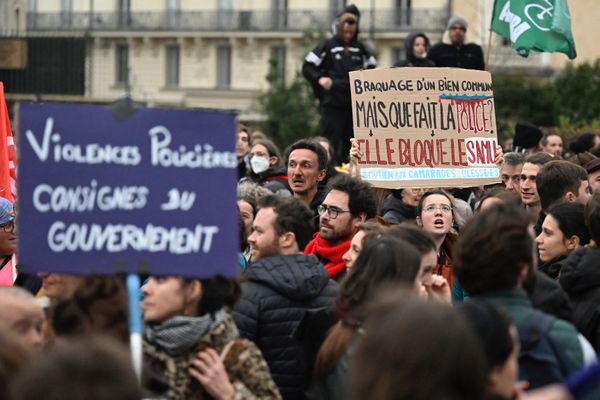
left=481, top=288, right=584, bottom=369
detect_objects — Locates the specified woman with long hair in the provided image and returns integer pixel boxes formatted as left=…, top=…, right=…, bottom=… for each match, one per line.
left=310, top=236, right=421, bottom=400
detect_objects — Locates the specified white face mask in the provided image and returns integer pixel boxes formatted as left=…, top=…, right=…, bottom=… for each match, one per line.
left=250, top=156, right=270, bottom=174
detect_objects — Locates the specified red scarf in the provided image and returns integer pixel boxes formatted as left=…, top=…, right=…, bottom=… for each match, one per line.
left=304, top=233, right=351, bottom=279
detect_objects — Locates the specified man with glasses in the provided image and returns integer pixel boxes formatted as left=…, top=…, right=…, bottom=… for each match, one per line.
left=0, top=197, right=17, bottom=286
left=304, top=174, right=377, bottom=281
left=235, top=194, right=337, bottom=399
left=302, top=4, right=376, bottom=163
left=427, top=16, right=484, bottom=70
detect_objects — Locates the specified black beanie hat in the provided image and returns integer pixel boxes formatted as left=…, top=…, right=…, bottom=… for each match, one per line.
left=338, top=4, right=360, bottom=23
left=513, top=121, right=543, bottom=152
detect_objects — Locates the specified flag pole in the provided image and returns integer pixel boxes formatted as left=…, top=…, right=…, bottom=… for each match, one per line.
left=127, top=273, right=143, bottom=382
left=485, top=30, right=493, bottom=71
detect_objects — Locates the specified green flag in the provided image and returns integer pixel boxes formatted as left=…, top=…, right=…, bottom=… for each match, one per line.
left=490, top=0, right=576, bottom=59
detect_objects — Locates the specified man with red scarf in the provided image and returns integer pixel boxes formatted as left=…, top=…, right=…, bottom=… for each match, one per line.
left=304, top=174, right=377, bottom=281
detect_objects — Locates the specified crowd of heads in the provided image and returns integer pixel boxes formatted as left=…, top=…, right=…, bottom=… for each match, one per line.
left=1, top=7, right=600, bottom=400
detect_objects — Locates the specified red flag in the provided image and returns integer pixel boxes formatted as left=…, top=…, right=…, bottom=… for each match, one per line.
left=0, top=82, right=16, bottom=202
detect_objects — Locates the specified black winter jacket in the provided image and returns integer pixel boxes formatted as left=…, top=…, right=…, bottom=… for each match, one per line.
left=427, top=42, right=484, bottom=70
left=303, top=36, right=376, bottom=110
left=234, top=254, right=338, bottom=400
left=559, top=247, right=600, bottom=352
left=380, top=194, right=416, bottom=224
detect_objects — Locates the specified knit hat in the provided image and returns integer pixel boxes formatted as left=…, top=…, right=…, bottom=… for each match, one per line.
left=0, top=197, right=14, bottom=225
left=447, top=15, right=468, bottom=31
left=513, top=121, right=543, bottom=152
left=338, top=4, right=360, bottom=25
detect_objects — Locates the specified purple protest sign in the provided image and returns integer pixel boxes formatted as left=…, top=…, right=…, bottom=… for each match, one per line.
left=17, top=102, right=238, bottom=278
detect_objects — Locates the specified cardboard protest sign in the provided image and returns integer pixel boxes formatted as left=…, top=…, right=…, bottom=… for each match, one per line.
left=350, top=67, right=501, bottom=189
left=17, top=102, right=238, bottom=278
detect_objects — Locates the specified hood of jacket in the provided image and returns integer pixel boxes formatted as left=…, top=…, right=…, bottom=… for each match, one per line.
left=380, top=194, right=416, bottom=220
left=559, top=247, right=600, bottom=294
left=404, top=32, right=431, bottom=64
left=243, top=253, right=331, bottom=302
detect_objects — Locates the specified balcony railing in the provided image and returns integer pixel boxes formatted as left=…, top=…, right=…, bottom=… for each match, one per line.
left=26, top=9, right=448, bottom=33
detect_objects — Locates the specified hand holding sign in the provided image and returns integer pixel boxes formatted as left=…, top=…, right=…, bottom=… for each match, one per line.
left=349, top=67, right=501, bottom=189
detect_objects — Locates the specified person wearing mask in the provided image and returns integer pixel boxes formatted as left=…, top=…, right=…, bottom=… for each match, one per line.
left=394, top=32, right=435, bottom=67
left=243, top=139, right=291, bottom=196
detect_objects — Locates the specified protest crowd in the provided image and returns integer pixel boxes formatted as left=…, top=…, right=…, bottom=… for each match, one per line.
left=2, top=3, right=600, bottom=400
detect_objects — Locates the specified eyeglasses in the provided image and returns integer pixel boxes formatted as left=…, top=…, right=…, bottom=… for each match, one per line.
left=0, top=220, right=14, bottom=233
left=343, top=18, right=357, bottom=25
left=423, top=204, right=453, bottom=214
left=317, top=204, right=351, bottom=219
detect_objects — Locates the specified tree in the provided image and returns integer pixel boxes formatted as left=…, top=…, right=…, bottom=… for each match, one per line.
left=259, top=59, right=321, bottom=150
left=492, top=75, right=554, bottom=141
left=552, top=60, right=600, bottom=127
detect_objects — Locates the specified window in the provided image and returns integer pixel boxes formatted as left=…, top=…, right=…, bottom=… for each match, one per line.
left=395, top=0, right=412, bottom=26
left=166, top=45, right=180, bottom=87
left=115, top=44, right=129, bottom=86
left=62, top=0, right=72, bottom=25
left=216, top=46, right=231, bottom=89
left=329, top=0, right=346, bottom=18
left=392, top=47, right=404, bottom=64
left=117, top=0, right=130, bottom=28
left=270, top=46, right=286, bottom=82
left=167, top=0, right=181, bottom=28
left=273, top=0, right=288, bottom=29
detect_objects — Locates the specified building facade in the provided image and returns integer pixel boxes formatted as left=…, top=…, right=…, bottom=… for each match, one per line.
left=2, top=0, right=449, bottom=119
left=1, top=0, right=592, bottom=119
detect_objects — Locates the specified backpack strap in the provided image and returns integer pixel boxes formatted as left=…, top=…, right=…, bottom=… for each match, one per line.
left=523, top=311, right=578, bottom=378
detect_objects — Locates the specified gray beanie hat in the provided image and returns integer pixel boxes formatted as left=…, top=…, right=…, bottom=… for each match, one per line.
left=447, top=16, right=468, bottom=30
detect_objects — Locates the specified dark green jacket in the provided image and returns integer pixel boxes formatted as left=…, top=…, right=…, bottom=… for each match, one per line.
left=481, top=288, right=584, bottom=369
